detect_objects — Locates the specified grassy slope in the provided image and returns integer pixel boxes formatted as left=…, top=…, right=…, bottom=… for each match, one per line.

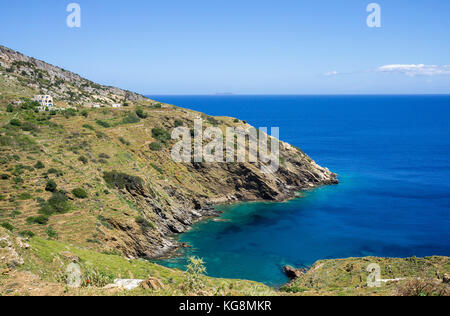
left=0, top=96, right=244, bottom=254
left=0, top=227, right=275, bottom=296
left=282, top=256, right=450, bottom=296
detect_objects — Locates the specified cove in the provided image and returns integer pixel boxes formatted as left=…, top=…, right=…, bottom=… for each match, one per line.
left=152, top=95, right=450, bottom=286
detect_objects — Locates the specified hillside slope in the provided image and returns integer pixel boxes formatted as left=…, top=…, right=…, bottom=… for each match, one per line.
left=0, top=45, right=338, bottom=259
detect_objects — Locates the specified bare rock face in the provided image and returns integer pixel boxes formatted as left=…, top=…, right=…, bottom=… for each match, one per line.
left=283, top=266, right=305, bottom=280
left=141, top=277, right=165, bottom=290
left=0, top=228, right=25, bottom=267
left=443, top=274, right=450, bottom=284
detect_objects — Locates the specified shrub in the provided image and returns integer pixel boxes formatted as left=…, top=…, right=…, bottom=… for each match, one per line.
left=81, top=268, right=115, bottom=287
left=97, top=215, right=113, bottom=230
left=103, top=171, right=144, bottom=191
left=46, top=226, right=58, bottom=239
left=152, top=128, right=171, bottom=145
left=149, top=142, right=162, bottom=151
left=0, top=222, right=15, bottom=232
left=6, top=104, right=14, bottom=113
left=81, top=110, right=89, bottom=118
left=174, top=120, right=184, bottom=127
left=98, top=153, right=110, bottom=159
left=150, top=163, right=164, bottom=174
left=1, top=174, right=9, bottom=180
left=135, top=216, right=154, bottom=230
left=82, top=124, right=95, bottom=131
left=26, top=215, right=49, bottom=225
left=14, top=177, right=24, bottom=184
left=34, top=160, right=45, bottom=169
left=135, top=108, right=148, bottom=119
left=72, top=188, right=88, bottom=199
left=10, top=210, right=21, bottom=218
left=45, top=179, right=57, bottom=192
left=233, top=118, right=240, bottom=123
left=18, top=193, right=32, bottom=200
left=95, top=120, right=111, bottom=128
left=19, top=230, right=35, bottom=238
left=39, top=191, right=72, bottom=216
left=119, top=137, right=130, bottom=146
left=184, top=257, right=207, bottom=293
left=21, top=122, right=40, bottom=132
left=47, top=168, right=63, bottom=176
left=206, top=116, right=220, bottom=126
left=78, top=156, right=88, bottom=164
left=96, top=131, right=106, bottom=139
left=10, top=119, right=22, bottom=127
left=121, top=113, right=140, bottom=124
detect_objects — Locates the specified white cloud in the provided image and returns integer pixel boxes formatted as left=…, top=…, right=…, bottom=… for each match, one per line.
left=377, top=64, right=450, bottom=76
left=324, top=71, right=339, bottom=76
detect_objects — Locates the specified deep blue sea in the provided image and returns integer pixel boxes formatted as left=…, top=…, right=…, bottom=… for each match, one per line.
left=148, top=95, right=450, bottom=286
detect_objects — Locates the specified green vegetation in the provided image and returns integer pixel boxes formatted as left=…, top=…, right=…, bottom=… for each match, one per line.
left=45, top=179, right=57, bottom=192
left=19, top=230, right=35, bottom=238
left=103, top=171, right=144, bottom=191
left=39, top=191, right=72, bottom=216
left=149, top=142, right=163, bottom=151
left=47, top=168, right=63, bottom=176
left=34, top=160, right=45, bottom=169
left=1, top=222, right=15, bottom=232
left=72, top=188, right=88, bottom=199
left=82, top=124, right=95, bottom=131
left=95, top=120, right=111, bottom=128
left=136, top=107, right=148, bottom=119
left=10, top=118, right=22, bottom=127
left=152, top=128, right=171, bottom=145
left=206, top=116, right=220, bottom=126
left=135, top=216, right=155, bottom=230
left=119, top=137, right=130, bottom=146
left=121, top=113, right=140, bottom=124
left=45, top=226, right=58, bottom=239
left=78, top=156, right=88, bottom=164
left=174, top=120, right=183, bottom=127
left=26, top=215, right=49, bottom=225
left=281, top=256, right=450, bottom=296
left=185, top=257, right=207, bottom=293
left=18, top=193, right=32, bottom=200
left=150, top=163, right=164, bottom=175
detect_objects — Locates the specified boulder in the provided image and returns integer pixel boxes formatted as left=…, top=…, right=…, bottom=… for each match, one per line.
left=141, top=277, right=165, bottom=291
left=283, top=266, right=304, bottom=280
left=443, top=274, right=450, bottom=284
left=59, top=251, right=79, bottom=263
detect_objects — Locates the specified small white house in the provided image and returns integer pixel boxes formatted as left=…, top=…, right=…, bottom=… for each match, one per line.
left=112, top=104, right=122, bottom=108
left=34, top=95, right=54, bottom=108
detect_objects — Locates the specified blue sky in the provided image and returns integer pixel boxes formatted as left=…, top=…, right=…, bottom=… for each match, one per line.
left=1, top=0, right=450, bottom=94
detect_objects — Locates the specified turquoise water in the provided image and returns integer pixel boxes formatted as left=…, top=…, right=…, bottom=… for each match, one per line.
left=149, top=95, right=450, bottom=286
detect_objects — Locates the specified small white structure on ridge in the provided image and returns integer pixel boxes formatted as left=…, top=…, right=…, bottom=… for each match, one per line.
left=34, top=95, right=54, bottom=108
